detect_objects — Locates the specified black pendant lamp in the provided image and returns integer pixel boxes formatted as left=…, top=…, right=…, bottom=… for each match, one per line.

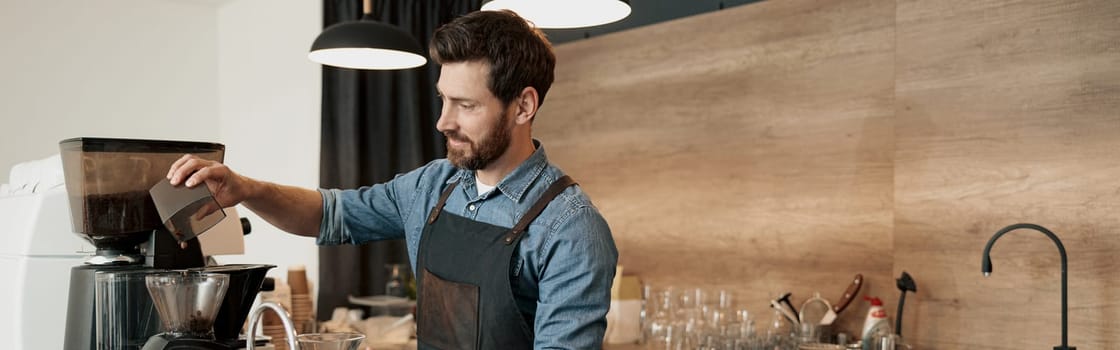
left=309, top=0, right=427, bottom=70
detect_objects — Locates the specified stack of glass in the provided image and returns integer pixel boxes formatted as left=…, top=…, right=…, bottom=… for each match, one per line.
left=641, top=285, right=814, bottom=350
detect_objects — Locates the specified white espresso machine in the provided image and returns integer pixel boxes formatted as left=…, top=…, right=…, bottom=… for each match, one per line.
left=0, top=184, right=93, bottom=349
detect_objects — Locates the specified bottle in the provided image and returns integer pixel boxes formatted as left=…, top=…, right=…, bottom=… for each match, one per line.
left=386, top=264, right=406, bottom=297
left=860, top=296, right=891, bottom=350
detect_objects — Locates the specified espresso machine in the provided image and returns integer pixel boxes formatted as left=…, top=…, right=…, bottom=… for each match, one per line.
left=59, top=137, right=275, bottom=350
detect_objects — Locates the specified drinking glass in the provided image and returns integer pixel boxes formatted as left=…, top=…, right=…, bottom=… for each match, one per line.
left=295, top=332, right=365, bottom=350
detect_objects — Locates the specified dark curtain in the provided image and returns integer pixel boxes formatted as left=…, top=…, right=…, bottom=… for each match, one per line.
left=317, top=0, right=481, bottom=321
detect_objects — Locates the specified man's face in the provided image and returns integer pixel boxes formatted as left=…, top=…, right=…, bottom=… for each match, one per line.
left=436, top=60, right=513, bottom=170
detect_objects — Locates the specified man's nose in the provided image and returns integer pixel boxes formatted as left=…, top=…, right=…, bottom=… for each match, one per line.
left=436, top=108, right=455, bottom=133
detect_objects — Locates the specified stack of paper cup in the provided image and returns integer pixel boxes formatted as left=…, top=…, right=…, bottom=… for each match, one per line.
left=261, top=306, right=291, bottom=350
left=288, top=265, right=315, bottom=333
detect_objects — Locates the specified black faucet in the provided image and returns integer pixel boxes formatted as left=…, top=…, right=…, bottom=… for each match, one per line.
left=981, top=223, right=1075, bottom=350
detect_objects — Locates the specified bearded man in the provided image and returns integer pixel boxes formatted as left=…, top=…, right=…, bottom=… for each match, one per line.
left=167, top=10, right=617, bottom=350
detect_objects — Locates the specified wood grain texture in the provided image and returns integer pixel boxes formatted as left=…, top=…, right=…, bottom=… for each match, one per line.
left=895, top=0, right=1120, bottom=349
left=538, top=0, right=897, bottom=337
left=535, top=0, right=1119, bottom=348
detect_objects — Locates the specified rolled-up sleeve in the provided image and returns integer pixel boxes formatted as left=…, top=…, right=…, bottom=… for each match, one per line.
left=533, top=206, right=618, bottom=349
left=317, top=188, right=350, bottom=245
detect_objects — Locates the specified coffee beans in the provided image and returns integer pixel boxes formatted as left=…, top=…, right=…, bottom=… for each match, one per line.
left=79, top=191, right=161, bottom=234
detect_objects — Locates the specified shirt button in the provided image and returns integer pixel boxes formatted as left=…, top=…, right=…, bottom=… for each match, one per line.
left=468, top=204, right=476, bottom=211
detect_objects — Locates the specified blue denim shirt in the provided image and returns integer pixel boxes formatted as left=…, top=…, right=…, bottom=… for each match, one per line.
left=317, top=141, right=618, bottom=349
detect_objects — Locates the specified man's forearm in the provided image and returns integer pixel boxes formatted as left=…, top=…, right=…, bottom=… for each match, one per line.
left=241, top=180, right=323, bottom=237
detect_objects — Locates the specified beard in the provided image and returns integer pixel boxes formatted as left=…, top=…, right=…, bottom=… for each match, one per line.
left=445, top=109, right=512, bottom=170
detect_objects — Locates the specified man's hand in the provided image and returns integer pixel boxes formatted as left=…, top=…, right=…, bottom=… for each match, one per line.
left=165, top=154, right=324, bottom=237
left=166, top=154, right=254, bottom=209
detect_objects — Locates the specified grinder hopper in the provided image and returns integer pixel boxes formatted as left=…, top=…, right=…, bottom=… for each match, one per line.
left=59, top=137, right=225, bottom=257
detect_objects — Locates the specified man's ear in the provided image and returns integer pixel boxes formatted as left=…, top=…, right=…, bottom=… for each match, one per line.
left=514, top=86, right=539, bottom=125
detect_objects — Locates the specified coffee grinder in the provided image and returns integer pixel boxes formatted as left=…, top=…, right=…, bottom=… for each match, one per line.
left=59, top=137, right=275, bottom=350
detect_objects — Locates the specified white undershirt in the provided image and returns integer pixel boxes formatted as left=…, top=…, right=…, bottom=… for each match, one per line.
left=476, top=177, right=496, bottom=197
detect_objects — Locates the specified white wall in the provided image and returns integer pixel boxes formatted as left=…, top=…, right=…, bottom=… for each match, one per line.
left=0, top=0, right=220, bottom=179
left=214, top=0, right=322, bottom=288
left=0, top=0, right=322, bottom=287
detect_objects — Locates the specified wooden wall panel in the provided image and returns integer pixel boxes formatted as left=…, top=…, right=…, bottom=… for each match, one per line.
left=538, top=0, right=896, bottom=336
left=894, top=0, right=1120, bottom=349
left=536, top=0, right=1118, bottom=347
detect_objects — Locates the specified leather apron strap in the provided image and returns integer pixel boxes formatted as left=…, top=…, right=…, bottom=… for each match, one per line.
left=502, top=175, right=576, bottom=245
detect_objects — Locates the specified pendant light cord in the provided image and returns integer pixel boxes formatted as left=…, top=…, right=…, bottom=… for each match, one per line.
left=363, top=0, right=373, bottom=19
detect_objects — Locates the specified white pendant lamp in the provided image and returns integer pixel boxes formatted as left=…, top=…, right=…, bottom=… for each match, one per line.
left=481, top=0, right=632, bottom=29
left=309, top=0, right=427, bottom=70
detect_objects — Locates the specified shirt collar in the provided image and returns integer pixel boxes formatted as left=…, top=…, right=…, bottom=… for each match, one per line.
left=445, top=139, right=548, bottom=203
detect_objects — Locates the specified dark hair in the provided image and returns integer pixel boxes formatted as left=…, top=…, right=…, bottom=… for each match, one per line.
left=430, top=10, right=556, bottom=108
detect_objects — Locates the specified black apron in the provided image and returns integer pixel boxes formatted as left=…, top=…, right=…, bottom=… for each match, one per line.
left=415, top=175, right=576, bottom=350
